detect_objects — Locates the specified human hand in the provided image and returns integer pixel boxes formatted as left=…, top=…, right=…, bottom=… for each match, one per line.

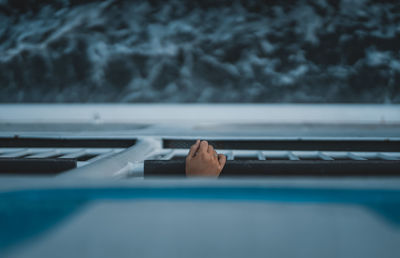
left=185, top=140, right=227, bottom=177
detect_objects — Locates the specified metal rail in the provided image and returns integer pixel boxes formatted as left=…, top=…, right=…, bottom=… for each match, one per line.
left=163, top=138, right=400, bottom=151
left=0, top=137, right=136, bottom=148
left=58, top=137, right=161, bottom=179
left=0, top=158, right=76, bottom=174
left=1, top=136, right=400, bottom=178
left=144, top=160, right=400, bottom=177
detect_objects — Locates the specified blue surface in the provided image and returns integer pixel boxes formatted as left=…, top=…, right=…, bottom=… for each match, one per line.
left=1, top=186, right=400, bottom=253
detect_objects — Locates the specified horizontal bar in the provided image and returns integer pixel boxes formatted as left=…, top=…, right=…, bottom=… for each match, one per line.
left=287, top=152, right=300, bottom=161
left=26, top=150, right=60, bottom=158
left=226, top=151, right=234, bottom=160
left=0, top=158, right=77, bottom=175
left=1, top=104, right=400, bottom=124
left=163, top=139, right=400, bottom=151
left=317, top=152, right=334, bottom=161
left=60, top=150, right=87, bottom=159
left=59, top=138, right=161, bottom=179
left=378, top=153, right=400, bottom=161
left=257, top=151, right=266, bottom=160
left=0, top=149, right=30, bottom=158
left=85, top=150, right=116, bottom=164
left=0, top=137, right=136, bottom=148
left=347, top=153, right=367, bottom=161
left=144, top=160, right=400, bottom=177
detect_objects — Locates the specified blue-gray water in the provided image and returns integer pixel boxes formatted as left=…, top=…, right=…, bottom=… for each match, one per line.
left=0, top=0, right=399, bottom=103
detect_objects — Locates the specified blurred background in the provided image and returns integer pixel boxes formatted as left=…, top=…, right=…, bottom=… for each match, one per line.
left=0, top=0, right=399, bottom=103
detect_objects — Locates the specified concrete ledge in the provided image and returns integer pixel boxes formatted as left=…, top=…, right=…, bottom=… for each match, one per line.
left=0, top=104, right=399, bottom=125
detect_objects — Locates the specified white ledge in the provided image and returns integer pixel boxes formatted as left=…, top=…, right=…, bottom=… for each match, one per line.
left=0, top=104, right=399, bottom=125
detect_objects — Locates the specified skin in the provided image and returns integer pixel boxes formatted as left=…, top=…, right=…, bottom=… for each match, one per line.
left=185, top=140, right=227, bottom=177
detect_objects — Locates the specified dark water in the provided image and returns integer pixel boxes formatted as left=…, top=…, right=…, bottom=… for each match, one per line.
left=0, top=0, right=399, bottom=103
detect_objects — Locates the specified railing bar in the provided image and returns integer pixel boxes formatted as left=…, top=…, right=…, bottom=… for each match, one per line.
left=318, top=152, right=334, bottom=161
left=378, top=153, right=400, bottom=161
left=287, top=151, right=300, bottom=161
left=227, top=151, right=234, bottom=160
left=85, top=150, right=117, bottom=164
left=160, top=150, right=175, bottom=160
left=144, top=160, right=400, bottom=177
left=59, top=138, right=161, bottom=179
left=60, top=150, right=86, bottom=159
left=163, top=138, right=400, bottom=151
left=257, top=151, right=266, bottom=160
left=0, top=158, right=77, bottom=174
left=0, top=149, right=30, bottom=158
left=26, top=150, right=59, bottom=158
left=347, top=152, right=366, bottom=160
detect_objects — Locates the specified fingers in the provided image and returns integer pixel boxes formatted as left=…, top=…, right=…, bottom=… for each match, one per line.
left=208, top=144, right=214, bottom=154
left=218, top=154, right=227, bottom=169
left=199, top=140, right=209, bottom=154
left=188, top=139, right=200, bottom=158
left=189, top=140, right=218, bottom=160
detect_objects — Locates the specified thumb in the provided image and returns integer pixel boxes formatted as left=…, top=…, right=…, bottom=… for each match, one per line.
left=218, top=154, right=227, bottom=170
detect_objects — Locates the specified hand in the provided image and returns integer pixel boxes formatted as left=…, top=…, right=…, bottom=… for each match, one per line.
left=185, top=140, right=227, bottom=177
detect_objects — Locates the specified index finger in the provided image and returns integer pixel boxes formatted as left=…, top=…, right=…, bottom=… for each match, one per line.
left=199, top=140, right=209, bottom=154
